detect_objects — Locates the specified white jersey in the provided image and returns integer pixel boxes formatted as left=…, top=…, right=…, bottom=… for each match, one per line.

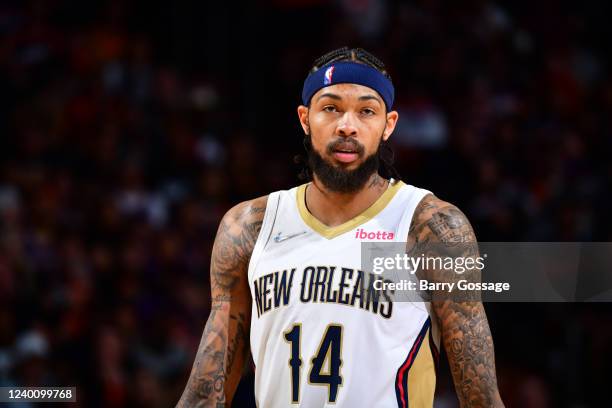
left=248, top=180, right=440, bottom=408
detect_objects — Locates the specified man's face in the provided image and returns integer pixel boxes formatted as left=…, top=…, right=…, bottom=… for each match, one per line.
left=297, top=83, right=398, bottom=192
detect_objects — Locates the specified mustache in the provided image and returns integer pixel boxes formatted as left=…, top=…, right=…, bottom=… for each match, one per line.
left=325, top=138, right=365, bottom=156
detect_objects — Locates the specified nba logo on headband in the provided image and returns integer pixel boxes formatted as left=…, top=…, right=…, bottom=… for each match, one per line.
left=303, top=61, right=394, bottom=110
left=323, top=66, right=335, bottom=85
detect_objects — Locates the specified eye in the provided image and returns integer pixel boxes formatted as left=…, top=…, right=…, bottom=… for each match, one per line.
left=361, top=108, right=376, bottom=116
left=323, top=105, right=338, bottom=113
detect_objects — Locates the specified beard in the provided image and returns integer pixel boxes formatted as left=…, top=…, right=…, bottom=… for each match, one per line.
left=304, top=134, right=381, bottom=193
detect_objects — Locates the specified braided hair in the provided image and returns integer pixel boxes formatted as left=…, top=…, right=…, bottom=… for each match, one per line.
left=309, top=47, right=392, bottom=81
left=296, top=47, right=401, bottom=182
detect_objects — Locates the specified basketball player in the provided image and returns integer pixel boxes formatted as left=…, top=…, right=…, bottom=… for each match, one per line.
left=176, top=47, right=504, bottom=407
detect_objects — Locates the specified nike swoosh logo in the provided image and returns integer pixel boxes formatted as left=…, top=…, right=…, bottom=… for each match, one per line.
left=274, top=231, right=307, bottom=243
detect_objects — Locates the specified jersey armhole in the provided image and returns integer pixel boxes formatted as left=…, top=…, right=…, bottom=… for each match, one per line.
left=396, top=188, right=432, bottom=243
left=247, top=191, right=281, bottom=283
left=396, top=188, right=434, bottom=313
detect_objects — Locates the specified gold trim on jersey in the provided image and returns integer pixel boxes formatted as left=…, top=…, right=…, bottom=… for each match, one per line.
left=296, top=179, right=404, bottom=239
left=407, top=327, right=436, bottom=407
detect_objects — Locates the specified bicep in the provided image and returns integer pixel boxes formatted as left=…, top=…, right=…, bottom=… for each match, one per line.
left=409, top=196, right=482, bottom=302
left=210, top=206, right=261, bottom=298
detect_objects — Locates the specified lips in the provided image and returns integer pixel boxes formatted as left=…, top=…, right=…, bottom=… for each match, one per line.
left=327, top=139, right=363, bottom=163
left=333, top=142, right=359, bottom=153
left=332, top=151, right=359, bottom=163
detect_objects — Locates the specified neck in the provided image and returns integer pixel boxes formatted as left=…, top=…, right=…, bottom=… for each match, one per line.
left=306, top=173, right=389, bottom=227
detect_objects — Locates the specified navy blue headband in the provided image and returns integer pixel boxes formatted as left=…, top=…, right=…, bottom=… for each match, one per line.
left=302, top=61, right=394, bottom=110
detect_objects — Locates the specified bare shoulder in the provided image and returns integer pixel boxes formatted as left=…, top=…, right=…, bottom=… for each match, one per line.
left=211, top=195, right=269, bottom=294
left=215, top=194, right=269, bottom=259
left=409, top=193, right=476, bottom=245
left=221, top=195, right=269, bottom=228
left=407, top=193, right=479, bottom=284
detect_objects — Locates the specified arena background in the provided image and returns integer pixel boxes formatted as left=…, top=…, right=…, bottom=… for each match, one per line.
left=1, top=0, right=611, bottom=407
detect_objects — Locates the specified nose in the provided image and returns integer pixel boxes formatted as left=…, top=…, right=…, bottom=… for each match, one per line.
left=336, top=112, right=358, bottom=137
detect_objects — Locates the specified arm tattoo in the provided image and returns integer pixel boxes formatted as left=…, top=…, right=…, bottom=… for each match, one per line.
left=211, top=205, right=264, bottom=292
left=177, top=197, right=267, bottom=408
left=409, top=195, right=504, bottom=408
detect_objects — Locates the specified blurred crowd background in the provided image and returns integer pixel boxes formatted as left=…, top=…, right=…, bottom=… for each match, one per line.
left=1, top=0, right=611, bottom=407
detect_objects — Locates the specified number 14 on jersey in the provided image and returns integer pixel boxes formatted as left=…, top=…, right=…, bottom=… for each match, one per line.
left=283, top=323, right=344, bottom=404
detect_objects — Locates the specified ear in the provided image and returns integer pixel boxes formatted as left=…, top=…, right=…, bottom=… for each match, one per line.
left=297, top=105, right=310, bottom=135
left=382, top=110, right=399, bottom=141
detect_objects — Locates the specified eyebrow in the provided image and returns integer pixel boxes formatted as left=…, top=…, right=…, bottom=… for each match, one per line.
left=358, top=95, right=382, bottom=105
left=316, top=92, right=383, bottom=105
left=316, top=92, right=342, bottom=102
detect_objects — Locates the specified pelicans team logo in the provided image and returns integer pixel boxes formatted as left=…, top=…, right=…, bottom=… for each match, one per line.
left=323, top=66, right=335, bottom=85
